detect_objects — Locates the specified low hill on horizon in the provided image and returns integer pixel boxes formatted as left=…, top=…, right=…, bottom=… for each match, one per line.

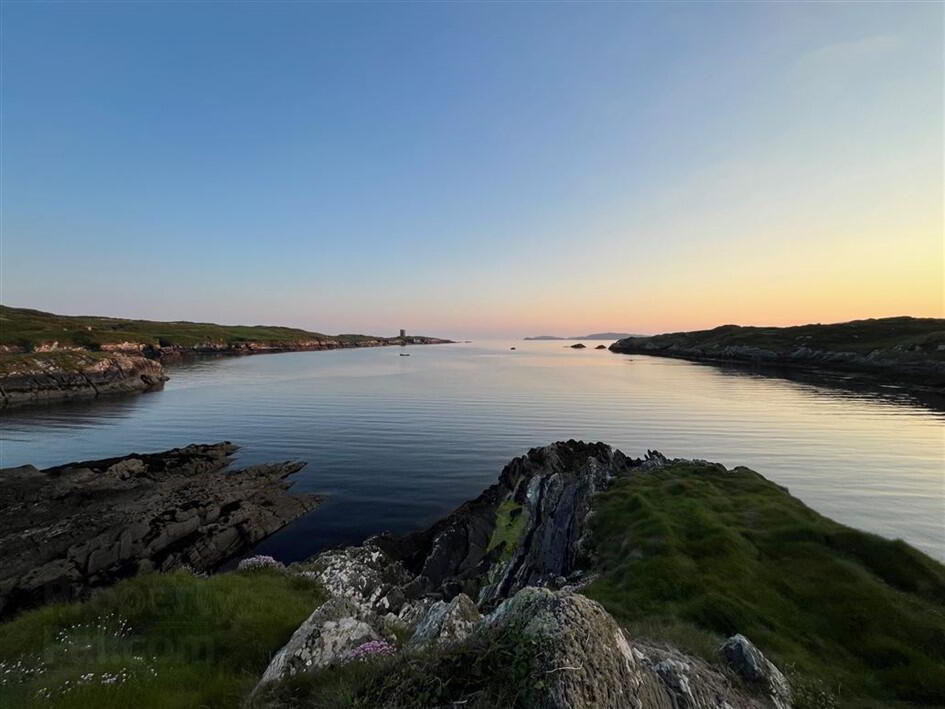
left=610, top=316, right=945, bottom=391
left=0, top=304, right=447, bottom=352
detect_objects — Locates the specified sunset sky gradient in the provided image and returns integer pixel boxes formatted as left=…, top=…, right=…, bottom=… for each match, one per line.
left=2, top=2, right=942, bottom=338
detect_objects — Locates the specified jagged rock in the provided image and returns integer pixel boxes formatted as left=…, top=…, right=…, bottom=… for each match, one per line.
left=370, top=441, right=642, bottom=611
left=0, top=352, right=168, bottom=408
left=257, top=598, right=383, bottom=685
left=407, top=592, right=481, bottom=649
left=0, top=443, right=318, bottom=618
left=293, top=541, right=414, bottom=616
left=484, top=588, right=672, bottom=708
left=480, top=588, right=781, bottom=709
left=721, top=634, right=792, bottom=709
left=635, top=639, right=773, bottom=709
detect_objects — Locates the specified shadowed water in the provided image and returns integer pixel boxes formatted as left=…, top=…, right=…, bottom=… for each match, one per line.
left=2, top=341, right=943, bottom=562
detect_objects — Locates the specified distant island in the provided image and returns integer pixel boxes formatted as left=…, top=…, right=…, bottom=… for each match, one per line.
left=610, top=316, right=945, bottom=392
left=0, top=305, right=452, bottom=407
left=524, top=332, right=646, bottom=341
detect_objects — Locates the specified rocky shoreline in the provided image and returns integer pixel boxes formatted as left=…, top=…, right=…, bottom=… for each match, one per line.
left=3, top=439, right=942, bottom=706
left=0, top=351, right=168, bottom=408
left=609, top=319, right=945, bottom=392
left=87, top=334, right=453, bottom=359
left=0, top=442, right=317, bottom=618
left=0, top=336, right=453, bottom=408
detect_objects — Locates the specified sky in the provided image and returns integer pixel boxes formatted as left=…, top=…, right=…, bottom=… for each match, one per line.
left=1, top=1, right=942, bottom=339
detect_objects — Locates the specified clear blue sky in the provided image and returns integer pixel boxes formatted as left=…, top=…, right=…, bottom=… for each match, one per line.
left=2, top=1, right=941, bottom=338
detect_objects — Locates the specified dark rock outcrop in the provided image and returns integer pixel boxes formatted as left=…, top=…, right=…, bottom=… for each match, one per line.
left=260, top=442, right=790, bottom=708
left=570, top=343, right=587, bottom=349
left=0, top=443, right=318, bottom=618
left=721, top=634, right=792, bottom=709
left=0, top=352, right=168, bottom=408
left=369, top=440, right=638, bottom=610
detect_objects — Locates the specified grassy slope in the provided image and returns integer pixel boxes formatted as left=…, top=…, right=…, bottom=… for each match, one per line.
left=619, top=317, right=945, bottom=358
left=584, top=461, right=945, bottom=708
left=0, top=305, right=382, bottom=350
left=0, top=569, right=325, bottom=709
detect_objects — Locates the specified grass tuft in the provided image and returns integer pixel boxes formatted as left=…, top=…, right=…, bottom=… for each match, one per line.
left=0, top=568, right=325, bottom=709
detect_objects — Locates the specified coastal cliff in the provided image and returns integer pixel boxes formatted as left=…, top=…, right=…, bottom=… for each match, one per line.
left=610, top=317, right=945, bottom=390
left=1, top=441, right=943, bottom=707
left=0, top=351, right=168, bottom=408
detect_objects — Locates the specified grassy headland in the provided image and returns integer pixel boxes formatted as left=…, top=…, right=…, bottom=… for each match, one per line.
left=0, top=306, right=450, bottom=407
left=610, top=317, right=945, bottom=390
left=0, top=305, right=397, bottom=352
left=584, top=461, right=945, bottom=707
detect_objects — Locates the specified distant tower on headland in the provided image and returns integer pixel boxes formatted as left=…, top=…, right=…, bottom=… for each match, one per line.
left=399, top=329, right=406, bottom=338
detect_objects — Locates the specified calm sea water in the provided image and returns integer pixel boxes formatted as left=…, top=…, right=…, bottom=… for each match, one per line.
left=2, top=341, right=943, bottom=561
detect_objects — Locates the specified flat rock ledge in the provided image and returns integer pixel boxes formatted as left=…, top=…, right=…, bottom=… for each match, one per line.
left=0, top=351, right=168, bottom=408
left=0, top=442, right=318, bottom=618
left=254, top=441, right=792, bottom=709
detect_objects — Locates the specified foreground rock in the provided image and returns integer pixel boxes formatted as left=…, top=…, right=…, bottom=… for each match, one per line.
left=258, top=597, right=385, bottom=683
left=0, top=351, right=167, bottom=408
left=0, top=442, right=318, bottom=618
left=255, top=442, right=791, bottom=708
left=721, top=634, right=792, bottom=709
left=485, top=587, right=779, bottom=709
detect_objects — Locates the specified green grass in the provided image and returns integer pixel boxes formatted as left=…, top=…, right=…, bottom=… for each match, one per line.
left=583, top=461, right=945, bottom=707
left=618, top=317, right=945, bottom=359
left=0, top=304, right=385, bottom=350
left=0, top=568, right=325, bottom=709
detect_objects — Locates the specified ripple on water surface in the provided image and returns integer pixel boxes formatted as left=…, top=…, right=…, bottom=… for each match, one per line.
left=1, top=341, right=943, bottom=562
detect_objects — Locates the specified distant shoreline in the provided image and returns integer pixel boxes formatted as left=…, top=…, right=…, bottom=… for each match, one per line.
left=609, top=317, right=945, bottom=395
left=0, top=305, right=454, bottom=408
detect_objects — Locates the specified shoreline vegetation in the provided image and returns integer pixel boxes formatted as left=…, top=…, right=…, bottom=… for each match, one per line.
left=1, top=440, right=943, bottom=708
left=609, top=316, right=945, bottom=393
left=0, top=305, right=452, bottom=408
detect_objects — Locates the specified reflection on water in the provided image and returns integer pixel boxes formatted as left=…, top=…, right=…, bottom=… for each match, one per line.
left=2, top=341, right=943, bottom=562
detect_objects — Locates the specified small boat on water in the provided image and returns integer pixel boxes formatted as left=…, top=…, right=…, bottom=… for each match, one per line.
left=400, top=353, right=410, bottom=356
